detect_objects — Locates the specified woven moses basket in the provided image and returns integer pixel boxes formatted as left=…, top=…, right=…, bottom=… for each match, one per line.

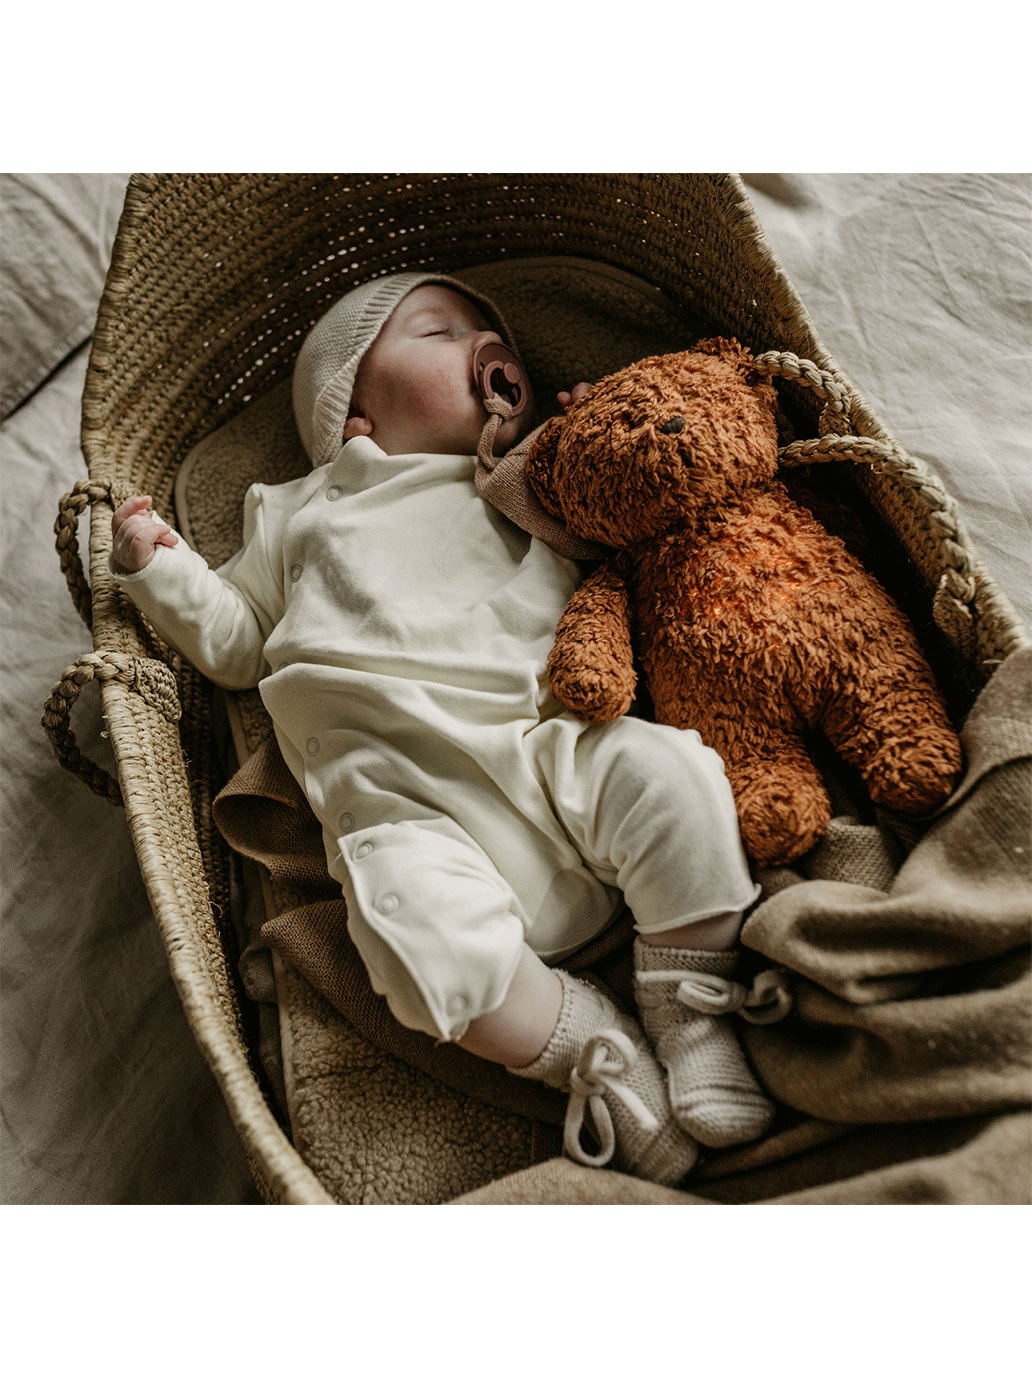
left=45, top=174, right=1030, bottom=1205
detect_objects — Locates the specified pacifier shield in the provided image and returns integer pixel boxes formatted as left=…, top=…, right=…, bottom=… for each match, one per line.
left=472, top=341, right=529, bottom=416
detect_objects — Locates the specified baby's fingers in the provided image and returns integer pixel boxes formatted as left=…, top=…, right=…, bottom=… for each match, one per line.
left=111, top=493, right=154, bottom=536
left=111, top=511, right=177, bottom=575
left=557, top=382, right=593, bottom=411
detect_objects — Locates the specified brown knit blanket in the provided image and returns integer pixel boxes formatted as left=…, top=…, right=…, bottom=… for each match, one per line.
left=213, top=645, right=1031, bottom=1204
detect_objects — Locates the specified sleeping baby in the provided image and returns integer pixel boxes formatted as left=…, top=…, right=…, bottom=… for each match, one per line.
left=110, top=271, right=773, bottom=1184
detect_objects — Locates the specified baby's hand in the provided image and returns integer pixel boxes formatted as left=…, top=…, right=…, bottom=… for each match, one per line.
left=557, top=382, right=593, bottom=412
left=111, top=495, right=178, bottom=575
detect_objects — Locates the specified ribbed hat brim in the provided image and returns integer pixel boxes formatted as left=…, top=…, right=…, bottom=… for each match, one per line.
left=292, top=271, right=522, bottom=467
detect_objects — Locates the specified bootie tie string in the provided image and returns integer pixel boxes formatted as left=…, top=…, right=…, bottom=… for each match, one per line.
left=738, top=968, right=794, bottom=1024
left=564, top=1029, right=660, bottom=1168
left=637, top=968, right=748, bottom=1015
left=636, top=967, right=793, bottom=1024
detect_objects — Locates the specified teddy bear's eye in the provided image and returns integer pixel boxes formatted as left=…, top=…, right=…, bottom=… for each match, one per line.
left=658, top=417, right=684, bottom=435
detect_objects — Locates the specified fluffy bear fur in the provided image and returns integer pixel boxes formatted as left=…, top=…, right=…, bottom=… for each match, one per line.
left=525, top=338, right=963, bottom=867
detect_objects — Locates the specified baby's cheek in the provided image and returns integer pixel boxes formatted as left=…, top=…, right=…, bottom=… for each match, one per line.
left=410, top=365, right=469, bottom=419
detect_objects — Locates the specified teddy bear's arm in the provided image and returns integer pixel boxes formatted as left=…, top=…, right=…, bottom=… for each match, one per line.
left=547, top=562, right=637, bottom=722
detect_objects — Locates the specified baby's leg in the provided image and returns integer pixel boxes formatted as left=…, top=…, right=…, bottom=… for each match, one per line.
left=337, top=817, right=696, bottom=1183
left=542, top=717, right=775, bottom=1147
left=538, top=715, right=759, bottom=938
left=457, top=945, right=563, bottom=1067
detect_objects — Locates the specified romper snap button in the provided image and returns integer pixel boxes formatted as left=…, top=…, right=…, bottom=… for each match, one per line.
left=290, top=564, right=303, bottom=582
left=377, top=894, right=399, bottom=915
left=306, top=737, right=320, bottom=755
left=355, top=841, right=373, bottom=859
left=326, top=485, right=343, bottom=501
left=338, top=811, right=355, bottom=834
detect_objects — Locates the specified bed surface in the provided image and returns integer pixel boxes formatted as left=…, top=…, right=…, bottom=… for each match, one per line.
left=1, top=172, right=1028, bottom=1204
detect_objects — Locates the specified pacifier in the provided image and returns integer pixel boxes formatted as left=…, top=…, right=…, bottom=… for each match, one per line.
left=472, top=341, right=529, bottom=417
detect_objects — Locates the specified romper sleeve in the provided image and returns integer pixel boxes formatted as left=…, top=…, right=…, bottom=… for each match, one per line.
left=110, top=484, right=287, bottom=691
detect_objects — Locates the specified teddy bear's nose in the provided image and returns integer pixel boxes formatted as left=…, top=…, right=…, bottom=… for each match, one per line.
left=658, top=417, right=684, bottom=434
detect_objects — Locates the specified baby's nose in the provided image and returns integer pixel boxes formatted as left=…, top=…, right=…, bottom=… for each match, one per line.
left=471, top=327, right=502, bottom=350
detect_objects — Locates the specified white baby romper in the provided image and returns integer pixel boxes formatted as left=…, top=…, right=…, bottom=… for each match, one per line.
left=115, top=434, right=758, bottom=1041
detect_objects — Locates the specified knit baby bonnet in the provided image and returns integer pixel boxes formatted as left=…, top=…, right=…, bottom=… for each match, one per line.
left=292, top=271, right=522, bottom=470
left=291, top=270, right=607, bottom=560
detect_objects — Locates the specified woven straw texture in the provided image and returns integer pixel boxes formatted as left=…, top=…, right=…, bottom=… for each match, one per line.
left=56, top=174, right=1028, bottom=1204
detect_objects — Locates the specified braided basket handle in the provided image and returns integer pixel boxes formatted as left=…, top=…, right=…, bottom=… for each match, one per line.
left=42, top=652, right=182, bottom=804
left=752, top=349, right=979, bottom=623
left=752, top=349, right=853, bottom=427
left=753, top=350, right=923, bottom=473
left=54, top=478, right=123, bottom=629
left=48, top=482, right=181, bottom=802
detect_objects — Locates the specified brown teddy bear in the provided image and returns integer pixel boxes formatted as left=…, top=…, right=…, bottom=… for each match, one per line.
left=522, top=338, right=963, bottom=867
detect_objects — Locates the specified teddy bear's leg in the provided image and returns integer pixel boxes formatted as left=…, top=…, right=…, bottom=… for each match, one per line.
left=717, top=722, right=833, bottom=868
left=650, top=663, right=832, bottom=868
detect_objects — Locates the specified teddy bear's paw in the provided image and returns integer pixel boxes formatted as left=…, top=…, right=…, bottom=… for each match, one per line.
left=547, top=659, right=636, bottom=724
left=863, top=733, right=963, bottom=816
left=735, top=776, right=832, bottom=868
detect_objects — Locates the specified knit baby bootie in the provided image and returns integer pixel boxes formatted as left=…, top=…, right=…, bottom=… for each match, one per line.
left=509, top=969, right=699, bottom=1185
left=634, top=939, right=775, bottom=1149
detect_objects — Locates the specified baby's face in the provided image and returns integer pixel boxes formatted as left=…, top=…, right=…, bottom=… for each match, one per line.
left=347, top=285, right=535, bottom=456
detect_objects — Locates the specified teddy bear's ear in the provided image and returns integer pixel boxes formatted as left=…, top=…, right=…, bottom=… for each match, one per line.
left=694, top=336, right=758, bottom=373
left=524, top=414, right=567, bottom=519
left=694, top=336, right=777, bottom=408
